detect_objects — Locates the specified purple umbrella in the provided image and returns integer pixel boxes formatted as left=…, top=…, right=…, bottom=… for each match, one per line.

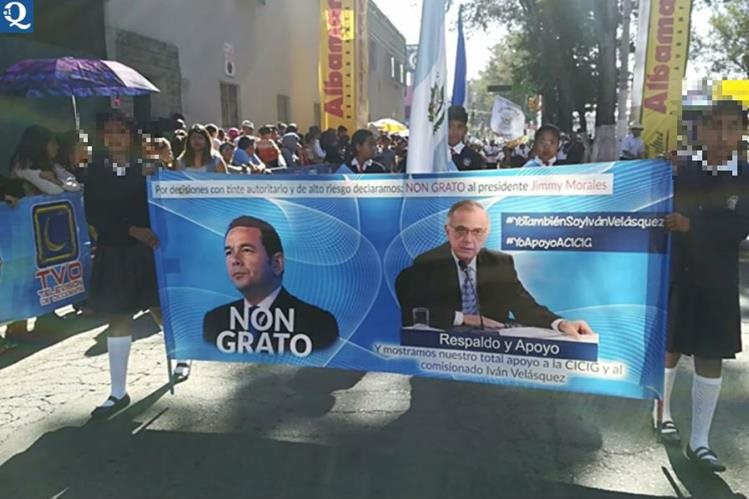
left=0, top=57, right=160, bottom=128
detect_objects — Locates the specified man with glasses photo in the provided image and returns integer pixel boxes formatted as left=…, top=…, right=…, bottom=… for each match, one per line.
left=395, top=200, right=593, bottom=339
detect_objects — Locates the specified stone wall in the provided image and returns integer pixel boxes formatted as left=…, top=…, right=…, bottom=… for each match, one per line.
left=113, top=30, right=182, bottom=123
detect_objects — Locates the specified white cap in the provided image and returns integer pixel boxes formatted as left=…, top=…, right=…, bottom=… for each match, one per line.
left=241, top=120, right=254, bottom=128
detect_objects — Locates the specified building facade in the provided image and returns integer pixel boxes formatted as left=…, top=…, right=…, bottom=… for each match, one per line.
left=104, top=0, right=406, bottom=131
left=367, top=2, right=407, bottom=122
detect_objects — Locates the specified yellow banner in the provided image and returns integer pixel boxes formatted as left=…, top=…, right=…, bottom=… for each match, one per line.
left=319, top=0, right=357, bottom=133
left=641, top=0, right=693, bottom=157
left=355, top=0, right=369, bottom=129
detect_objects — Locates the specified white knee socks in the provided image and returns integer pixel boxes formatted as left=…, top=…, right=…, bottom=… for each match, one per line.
left=660, top=367, right=677, bottom=423
left=690, top=373, right=722, bottom=450
left=103, top=336, right=132, bottom=406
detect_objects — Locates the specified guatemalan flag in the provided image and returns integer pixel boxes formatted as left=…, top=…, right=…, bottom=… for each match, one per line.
left=451, top=5, right=467, bottom=108
left=407, top=0, right=452, bottom=173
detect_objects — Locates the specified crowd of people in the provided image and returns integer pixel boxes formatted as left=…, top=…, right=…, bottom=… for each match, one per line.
left=0, top=89, right=746, bottom=474
left=156, top=117, right=411, bottom=174
left=0, top=105, right=637, bottom=198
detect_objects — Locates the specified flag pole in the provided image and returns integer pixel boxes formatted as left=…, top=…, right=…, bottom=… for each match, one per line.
left=451, top=5, right=467, bottom=107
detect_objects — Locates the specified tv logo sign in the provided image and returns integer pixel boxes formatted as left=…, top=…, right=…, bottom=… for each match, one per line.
left=32, top=201, right=78, bottom=269
left=1, top=1, right=33, bottom=33
left=32, top=201, right=85, bottom=306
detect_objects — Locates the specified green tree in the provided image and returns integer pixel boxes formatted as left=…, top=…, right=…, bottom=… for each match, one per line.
left=462, top=0, right=620, bottom=158
left=705, top=0, right=749, bottom=77
left=467, top=34, right=535, bottom=133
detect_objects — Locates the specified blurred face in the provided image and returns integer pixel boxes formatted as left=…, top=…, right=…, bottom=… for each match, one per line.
left=448, top=120, right=467, bottom=147
left=632, top=128, right=642, bottom=137
left=190, top=131, right=207, bottom=151
left=142, top=135, right=157, bottom=158
left=357, top=136, right=377, bottom=161
left=72, top=142, right=90, bottom=166
left=242, top=126, right=252, bottom=135
left=103, top=120, right=131, bottom=153
left=445, top=207, right=490, bottom=262
left=224, top=227, right=283, bottom=295
left=535, top=131, right=560, bottom=162
left=696, top=108, right=746, bottom=161
left=159, top=144, right=174, bottom=164
left=46, top=139, right=59, bottom=159
left=221, top=145, right=235, bottom=163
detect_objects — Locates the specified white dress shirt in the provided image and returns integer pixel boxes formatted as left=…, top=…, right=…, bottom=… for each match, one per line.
left=523, top=156, right=558, bottom=168
left=351, top=157, right=374, bottom=173
left=620, top=134, right=645, bottom=159
left=243, top=286, right=282, bottom=310
left=450, top=251, right=563, bottom=331
left=450, top=142, right=466, bottom=155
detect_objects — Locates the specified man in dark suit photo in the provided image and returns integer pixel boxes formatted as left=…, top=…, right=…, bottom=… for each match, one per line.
left=395, top=200, right=594, bottom=339
left=203, top=216, right=339, bottom=354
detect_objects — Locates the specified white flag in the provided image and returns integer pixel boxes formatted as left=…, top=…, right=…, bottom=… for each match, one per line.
left=490, top=96, right=525, bottom=141
left=406, top=0, right=451, bottom=173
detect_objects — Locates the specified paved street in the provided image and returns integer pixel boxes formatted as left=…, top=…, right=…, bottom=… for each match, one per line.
left=1, top=277, right=748, bottom=499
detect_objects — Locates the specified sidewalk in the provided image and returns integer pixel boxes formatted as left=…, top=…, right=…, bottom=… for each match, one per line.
left=1, top=307, right=747, bottom=498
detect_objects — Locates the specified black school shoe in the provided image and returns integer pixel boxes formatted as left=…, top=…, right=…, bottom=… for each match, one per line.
left=172, top=362, right=191, bottom=384
left=685, top=445, right=727, bottom=473
left=655, top=420, right=681, bottom=445
left=90, top=394, right=131, bottom=419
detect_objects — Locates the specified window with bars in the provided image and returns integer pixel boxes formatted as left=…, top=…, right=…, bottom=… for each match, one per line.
left=220, top=82, right=240, bottom=128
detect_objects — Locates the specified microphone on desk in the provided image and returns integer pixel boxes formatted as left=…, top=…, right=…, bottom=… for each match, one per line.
left=458, top=260, right=484, bottom=330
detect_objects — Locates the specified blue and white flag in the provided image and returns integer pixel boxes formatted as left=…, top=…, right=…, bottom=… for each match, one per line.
left=491, top=96, right=526, bottom=141
left=451, top=5, right=467, bottom=107
left=407, top=0, right=451, bottom=173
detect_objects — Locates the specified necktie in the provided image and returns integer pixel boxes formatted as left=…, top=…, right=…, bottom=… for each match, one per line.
left=461, top=267, right=479, bottom=315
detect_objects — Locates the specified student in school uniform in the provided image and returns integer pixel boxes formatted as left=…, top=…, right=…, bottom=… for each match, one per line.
left=448, top=106, right=485, bottom=171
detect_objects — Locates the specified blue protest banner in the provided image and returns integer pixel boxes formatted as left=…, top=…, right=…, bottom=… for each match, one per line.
left=148, top=160, right=672, bottom=400
left=0, top=192, right=91, bottom=323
